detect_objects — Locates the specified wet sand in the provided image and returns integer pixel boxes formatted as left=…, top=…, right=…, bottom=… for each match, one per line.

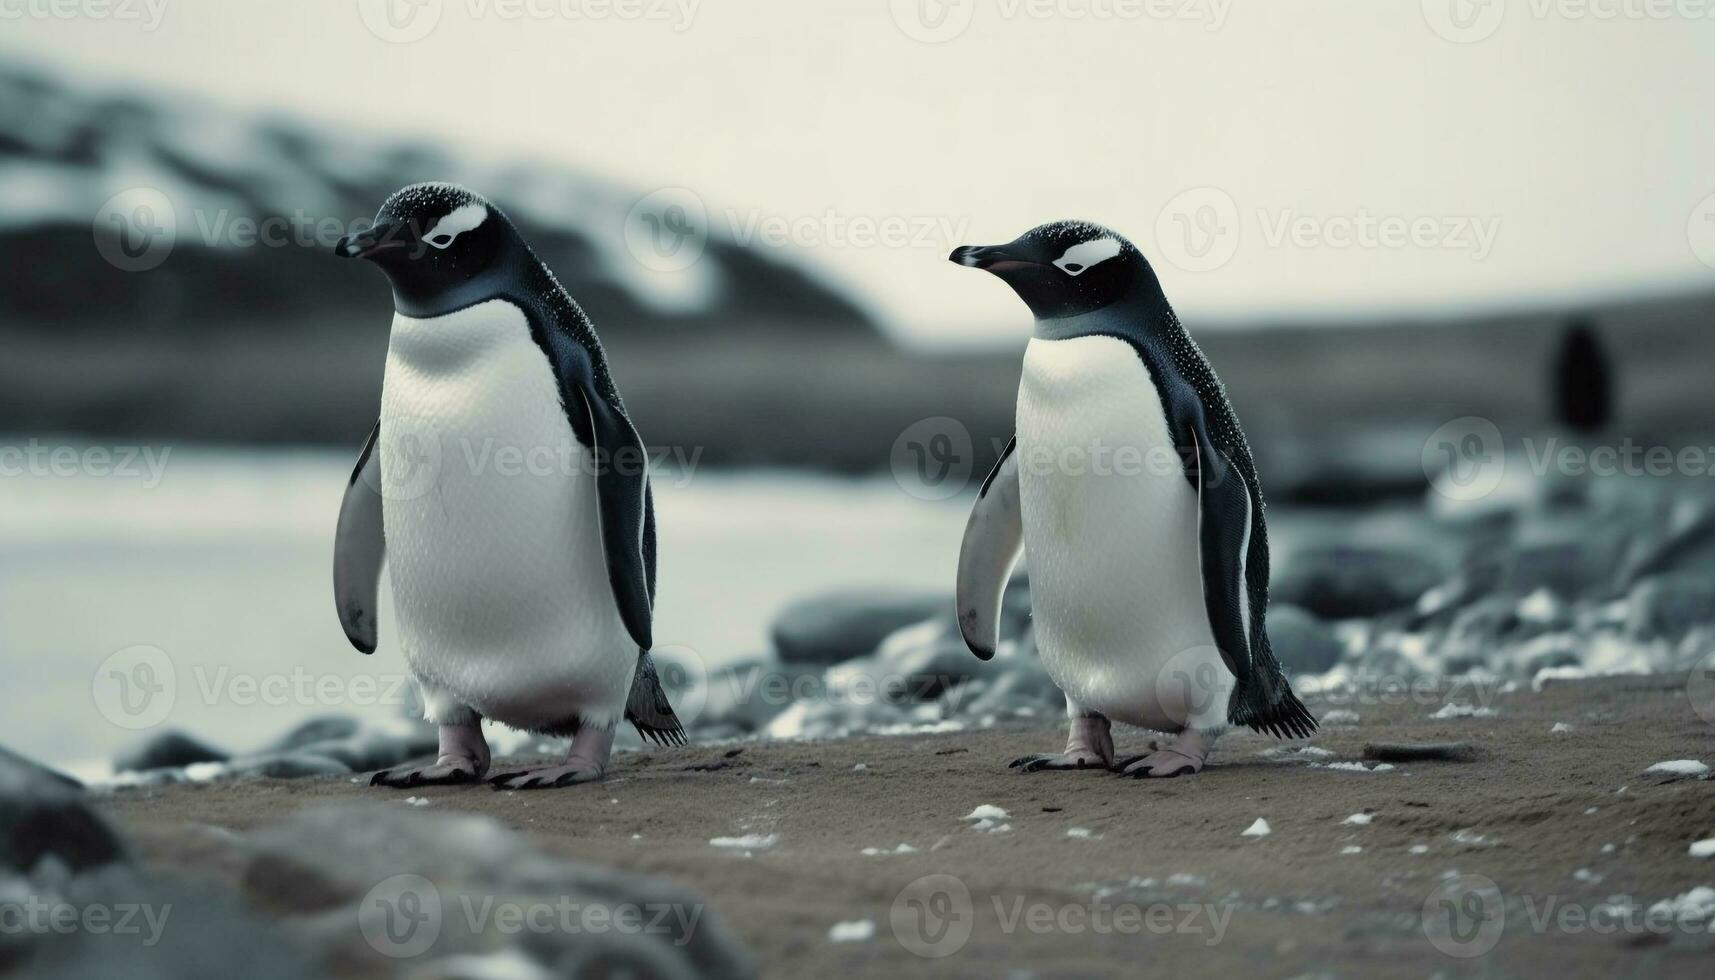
left=99, top=674, right=1715, bottom=978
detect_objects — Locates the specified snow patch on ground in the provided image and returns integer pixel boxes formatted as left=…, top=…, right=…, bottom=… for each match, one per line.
left=1241, top=818, right=1271, bottom=837
left=710, top=833, right=779, bottom=851
left=1645, top=760, right=1709, bottom=777
left=828, top=920, right=875, bottom=942
left=1431, top=703, right=1497, bottom=719
left=1313, top=761, right=1396, bottom=773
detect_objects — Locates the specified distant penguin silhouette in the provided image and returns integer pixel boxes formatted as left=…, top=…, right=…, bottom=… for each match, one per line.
left=1552, top=319, right=1613, bottom=434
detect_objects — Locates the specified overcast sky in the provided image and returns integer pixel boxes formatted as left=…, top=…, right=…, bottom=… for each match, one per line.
left=7, top=0, right=1715, bottom=345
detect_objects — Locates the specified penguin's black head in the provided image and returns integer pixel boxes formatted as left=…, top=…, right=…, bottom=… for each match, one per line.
left=951, top=221, right=1153, bottom=320
left=336, top=182, right=512, bottom=307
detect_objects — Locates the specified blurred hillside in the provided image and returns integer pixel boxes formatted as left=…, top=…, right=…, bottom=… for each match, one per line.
left=2, top=67, right=1713, bottom=487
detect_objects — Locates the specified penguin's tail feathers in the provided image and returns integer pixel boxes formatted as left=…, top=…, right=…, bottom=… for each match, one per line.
left=1228, top=667, right=1318, bottom=741
left=626, top=651, right=688, bottom=747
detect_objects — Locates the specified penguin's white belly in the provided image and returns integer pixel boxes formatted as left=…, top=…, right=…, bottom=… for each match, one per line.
left=1016, top=335, right=1232, bottom=732
left=378, top=299, right=635, bottom=731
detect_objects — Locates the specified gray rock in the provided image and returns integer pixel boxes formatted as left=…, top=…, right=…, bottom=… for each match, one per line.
left=769, top=590, right=947, bottom=666
left=241, top=803, right=753, bottom=979
left=0, top=746, right=125, bottom=874
left=946, top=664, right=1062, bottom=722
left=225, top=753, right=351, bottom=780
left=291, top=728, right=438, bottom=774
left=115, top=731, right=229, bottom=774
left=5, top=863, right=311, bottom=980
left=1626, top=574, right=1715, bottom=641
left=265, top=716, right=362, bottom=753
left=1266, top=605, right=1344, bottom=675
left=689, top=658, right=795, bottom=734
left=1273, top=547, right=1443, bottom=620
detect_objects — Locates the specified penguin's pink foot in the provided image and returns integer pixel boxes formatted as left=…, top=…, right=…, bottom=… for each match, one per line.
left=372, top=720, right=490, bottom=787
left=489, top=723, right=614, bottom=791
left=1011, top=714, right=1114, bottom=772
left=1118, top=729, right=1212, bottom=779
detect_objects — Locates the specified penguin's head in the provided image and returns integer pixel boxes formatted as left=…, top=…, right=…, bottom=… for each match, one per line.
left=336, top=182, right=511, bottom=305
left=950, top=221, right=1152, bottom=319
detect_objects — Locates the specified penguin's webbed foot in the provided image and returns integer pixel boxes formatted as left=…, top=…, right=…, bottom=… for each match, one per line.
left=1009, top=750, right=1111, bottom=773
left=489, top=722, right=614, bottom=790
left=488, top=764, right=605, bottom=791
left=370, top=757, right=486, bottom=788
left=1010, top=713, right=1115, bottom=773
left=1117, top=729, right=1212, bottom=779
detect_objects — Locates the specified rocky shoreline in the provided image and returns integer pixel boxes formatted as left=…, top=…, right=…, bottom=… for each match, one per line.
left=1, top=674, right=1710, bottom=978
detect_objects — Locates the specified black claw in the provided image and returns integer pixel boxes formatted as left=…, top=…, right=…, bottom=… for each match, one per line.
left=370, top=771, right=388, bottom=786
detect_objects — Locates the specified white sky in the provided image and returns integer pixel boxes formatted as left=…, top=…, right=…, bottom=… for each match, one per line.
left=7, top=0, right=1715, bottom=345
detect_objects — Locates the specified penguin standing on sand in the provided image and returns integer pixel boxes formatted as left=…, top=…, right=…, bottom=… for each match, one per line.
left=952, top=221, right=1315, bottom=777
left=332, top=182, right=683, bottom=790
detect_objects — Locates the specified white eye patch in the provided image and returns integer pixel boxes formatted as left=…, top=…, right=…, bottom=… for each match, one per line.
left=1052, top=237, right=1123, bottom=276
left=422, top=203, right=489, bottom=249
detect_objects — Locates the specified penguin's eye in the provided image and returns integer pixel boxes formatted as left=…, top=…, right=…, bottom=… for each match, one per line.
left=430, top=234, right=453, bottom=247
left=1063, top=263, right=1084, bottom=274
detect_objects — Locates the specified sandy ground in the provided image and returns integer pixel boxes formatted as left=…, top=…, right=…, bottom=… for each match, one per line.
left=98, top=675, right=1715, bottom=979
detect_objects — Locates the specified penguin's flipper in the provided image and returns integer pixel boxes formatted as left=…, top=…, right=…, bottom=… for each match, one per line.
left=956, top=436, right=1024, bottom=661
left=625, top=651, right=686, bottom=746
left=333, top=422, right=386, bottom=655
left=574, top=386, right=655, bottom=652
left=1179, top=417, right=1316, bottom=739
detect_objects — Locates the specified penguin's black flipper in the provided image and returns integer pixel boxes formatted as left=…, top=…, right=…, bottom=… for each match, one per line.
left=333, top=422, right=385, bottom=655
left=956, top=437, right=1023, bottom=660
left=1177, top=410, right=1317, bottom=740
left=573, top=385, right=655, bottom=653
left=625, top=651, right=686, bottom=746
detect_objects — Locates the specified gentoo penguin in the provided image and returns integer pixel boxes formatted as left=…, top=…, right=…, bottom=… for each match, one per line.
left=332, top=182, right=684, bottom=790
left=951, top=221, right=1316, bottom=777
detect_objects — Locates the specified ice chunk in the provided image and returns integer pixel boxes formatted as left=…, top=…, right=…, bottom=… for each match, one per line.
left=1645, top=760, right=1709, bottom=777
left=710, top=833, right=779, bottom=850
left=1689, top=839, right=1715, bottom=859
left=1342, top=813, right=1374, bottom=826
left=1431, top=703, right=1496, bottom=719
left=828, top=920, right=875, bottom=943
left=1241, top=818, right=1271, bottom=837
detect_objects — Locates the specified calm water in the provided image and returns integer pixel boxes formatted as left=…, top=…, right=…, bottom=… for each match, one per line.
left=0, top=448, right=970, bottom=776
